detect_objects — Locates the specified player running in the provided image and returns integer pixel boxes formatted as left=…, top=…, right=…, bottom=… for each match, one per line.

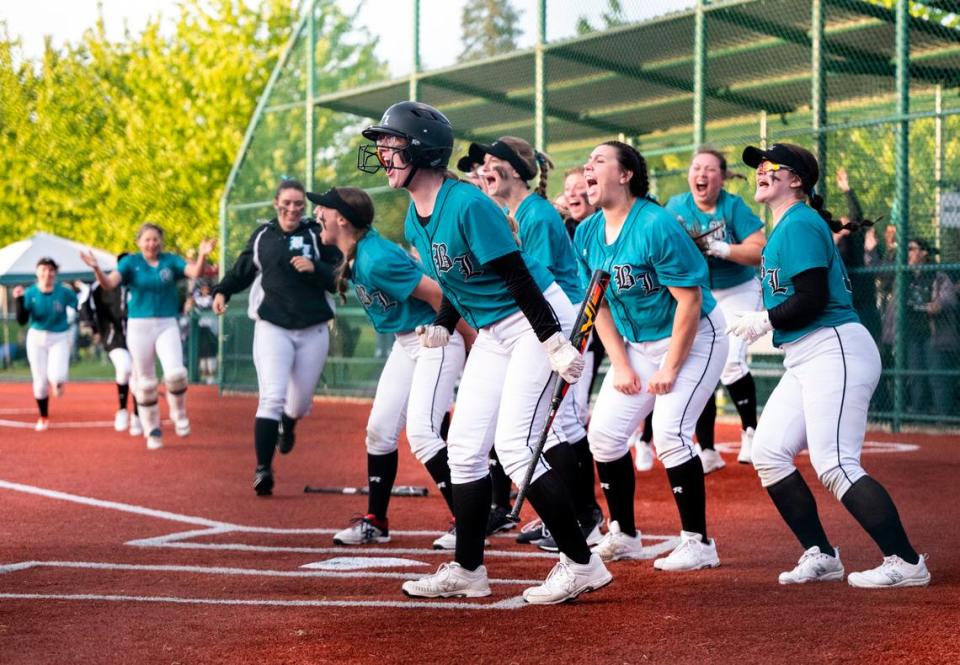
left=728, top=143, right=929, bottom=588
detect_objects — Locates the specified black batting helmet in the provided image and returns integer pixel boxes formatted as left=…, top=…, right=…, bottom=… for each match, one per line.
left=358, top=101, right=454, bottom=175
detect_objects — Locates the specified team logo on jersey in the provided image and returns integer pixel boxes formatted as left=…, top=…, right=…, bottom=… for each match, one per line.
left=432, top=242, right=483, bottom=279
left=289, top=236, right=304, bottom=251
left=159, top=268, right=173, bottom=282
left=613, top=264, right=661, bottom=295
left=355, top=284, right=397, bottom=312
left=760, top=256, right=787, bottom=295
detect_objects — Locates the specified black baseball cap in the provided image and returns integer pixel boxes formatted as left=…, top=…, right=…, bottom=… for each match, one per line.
left=742, top=143, right=819, bottom=194
left=468, top=140, right=536, bottom=181
left=306, top=188, right=370, bottom=229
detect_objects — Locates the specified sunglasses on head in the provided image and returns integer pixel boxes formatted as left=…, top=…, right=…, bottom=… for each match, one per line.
left=756, top=160, right=795, bottom=174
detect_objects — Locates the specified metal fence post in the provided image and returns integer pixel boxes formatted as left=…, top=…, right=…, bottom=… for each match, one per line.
left=892, top=0, right=910, bottom=432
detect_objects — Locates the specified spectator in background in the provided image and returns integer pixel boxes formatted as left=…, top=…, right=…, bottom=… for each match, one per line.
left=185, top=279, right=219, bottom=384
left=833, top=168, right=882, bottom=340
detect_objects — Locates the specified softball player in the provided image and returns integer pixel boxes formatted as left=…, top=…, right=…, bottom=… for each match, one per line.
left=575, top=141, right=727, bottom=571
left=666, top=147, right=766, bottom=471
left=82, top=224, right=213, bottom=450
left=468, top=137, right=603, bottom=550
left=13, top=258, right=77, bottom=431
left=314, top=186, right=469, bottom=549
left=213, top=179, right=341, bottom=496
left=728, top=143, right=929, bottom=588
left=360, top=101, right=611, bottom=604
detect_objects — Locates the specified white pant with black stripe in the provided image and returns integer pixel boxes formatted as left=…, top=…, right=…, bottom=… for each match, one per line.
left=588, top=310, right=727, bottom=469
left=26, top=329, right=72, bottom=399
left=446, top=284, right=576, bottom=485
left=752, top=322, right=880, bottom=500
left=366, top=330, right=466, bottom=463
left=549, top=299, right=589, bottom=446
left=253, top=319, right=329, bottom=421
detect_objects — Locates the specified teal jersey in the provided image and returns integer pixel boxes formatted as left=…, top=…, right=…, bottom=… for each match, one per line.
left=573, top=197, right=717, bottom=343
left=118, top=252, right=186, bottom=318
left=666, top=190, right=764, bottom=290
left=353, top=228, right=436, bottom=334
left=761, top=201, right=859, bottom=346
left=404, top=178, right=554, bottom=329
left=23, top=284, right=77, bottom=332
left=515, top=193, right=584, bottom=303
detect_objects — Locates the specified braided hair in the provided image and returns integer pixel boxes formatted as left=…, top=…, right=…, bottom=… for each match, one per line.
left=328, top=187, right=375, bottom=304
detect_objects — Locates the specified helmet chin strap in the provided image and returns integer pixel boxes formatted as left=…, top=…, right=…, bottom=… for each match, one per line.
left=401, top=163, right=420, bottom=189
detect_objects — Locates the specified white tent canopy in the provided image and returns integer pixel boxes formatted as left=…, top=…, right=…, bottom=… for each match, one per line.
left=0, top=232, right=116, bottom=284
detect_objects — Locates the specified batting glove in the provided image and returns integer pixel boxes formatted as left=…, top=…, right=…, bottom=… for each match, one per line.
left=725, top=310, right=772, bottom=344
left=705, top=238, right=732, bottom=259
left=416, top=324, right=450, bottom=348
left=542, top=331, right=585, bottom=384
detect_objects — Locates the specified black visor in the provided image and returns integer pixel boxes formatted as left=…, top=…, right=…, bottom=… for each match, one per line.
left=469, top=140, right=535, bottom=181
left=306, top=189, right=369, bottom=229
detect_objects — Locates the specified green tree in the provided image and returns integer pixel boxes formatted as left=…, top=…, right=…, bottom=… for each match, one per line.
left=577, top=0, right=628, bottom=35
left=459, top=0, right=523, bottom=61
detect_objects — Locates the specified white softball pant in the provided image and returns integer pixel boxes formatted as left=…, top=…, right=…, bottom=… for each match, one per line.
left=25, top=329, right=72, bottom=399
left=550, top=300, right=589, bottom=445
left=714, top=277, right=763, bottom=385
left=253, top=319, right=329, bottom=421
left=588, top=310, right=728, bottom=469
left=752, top=322, right=880, bottom=500
left=446, top=284, right=576, bottom=485
left=366, top=330, right=466, bottom=463
left=108, top=348, right=132, bottom=385
left=127, top=317, right=188, bottom=434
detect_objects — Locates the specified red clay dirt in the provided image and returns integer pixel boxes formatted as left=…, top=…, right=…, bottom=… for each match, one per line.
left=0, top=383, right=957, bottom=664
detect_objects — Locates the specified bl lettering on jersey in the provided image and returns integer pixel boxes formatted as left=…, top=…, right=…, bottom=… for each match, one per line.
left=432, top=242, right=482, bottom=280
left=613, top=264, right=662, bottom=296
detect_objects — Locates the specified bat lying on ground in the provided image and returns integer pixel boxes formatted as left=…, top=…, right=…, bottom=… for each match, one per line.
left=304, top=485, right=429, bottom=497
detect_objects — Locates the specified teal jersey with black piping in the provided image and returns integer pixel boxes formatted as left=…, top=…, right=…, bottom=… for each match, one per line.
left=761, top=201, right=859, bottom=346
left=23, top=284, right=77, bottom=332
left=404, top=178, right=554, bottom=330
left=118, top=252, right=186, bottom=318
left=666, top=190, right=764, bottom=290
left=573, top=197, right=717, bottom=343
left=514, top=192, right=584, bottom=303
left=353, top=227, right=436, bottom=334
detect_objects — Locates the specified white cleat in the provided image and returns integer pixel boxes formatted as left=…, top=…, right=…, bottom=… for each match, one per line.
left=779, top=546, right=844, bottom=585
left=523, top=553, right=612, bottom=605
left=129, top=415, right=143, bottom=436
left=631, top=435, right=655, bottom=472
left=401, top=562, right=492, bottom=598
left=654, top=531, right=720, bottom=571
left=699, top=448, right=726, bottom=474
left=590, top=520, right=644, bottom=562
left=35, top=418, right=49, bottom=432
left=847, top=554, right=931, bottom=589
left=738, top=427, right=755, bottom=465
left=333, top=515, right=390, bottom=545
left=174, top=418, right=191, bottom=437
left=432, top=523, right=457, bottom=550
left=146, top=429, right=164, bottom=450
left=114, top=409, right=130, bottom=432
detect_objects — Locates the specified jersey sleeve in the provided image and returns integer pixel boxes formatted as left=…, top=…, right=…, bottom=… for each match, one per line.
left=64, top=287, right=79, bottom=310
left=728, top=195, right=764, bottom=243
left=170, top=254, right=187, bottom=280
left=780, top=218, right=832, bottom=279
left=370, top=246, right=424, bottom=304
left=117, top=255, right=134, bottom=285
left=459, top=195, right=521, bottom=265
left=572, top=221, right=592, bottom=289
left=651, top=215, right=709, bottom=287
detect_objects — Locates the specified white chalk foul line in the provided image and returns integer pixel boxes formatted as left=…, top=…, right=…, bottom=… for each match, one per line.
left=131, top=540, right=563, bottom=559
left=0, top=418, right=116, bottom=429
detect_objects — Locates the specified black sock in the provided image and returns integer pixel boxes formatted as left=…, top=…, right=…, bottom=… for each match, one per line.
left=641, top=412, right=653, bottom=444
left=424, top=447, right=455, bottom=514
left=544, top=443, right=579, bottom=500
left=841, top=475, right=919, bottom=564
left=666, top=456, right=708, bottom=541
left=132, top=398, right=139, bottom=416
left=489, top=450, right=512, bottom=509
left=367, top=451, right=398, bottom=522
left=37, top=397, right=49, bottom=418
left=571, top=436, right=601, bottom=517
left=525, top=470, right=591, bottom=564
left=726, top=373, right=758, bottom=430
left=439, top=411, right=451, bottom=441
left=117, top=383, right=129, bottom=410
left=453, top=475, right=492, bottom=571
left=254, top=418, right=279, bottom=468
left=595, top=452, right=636, bottom=536
left=695, top=393, right=716, bottom=450
left=766, top=470, right=833, bottom=553
left=281, top=412, right=296, bottom=437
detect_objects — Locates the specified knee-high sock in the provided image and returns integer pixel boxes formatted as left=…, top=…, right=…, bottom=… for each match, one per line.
left=543, top=443, right=578, bottom=500
left=489, top=450, right=512, bottom=509
left=726, top=373, right=758, bottom=431
left=571, top=436, right=601, bottom=516
left=423, top=447, right=455, bottom=514
left=666, top=456, right=708, bottom=540
left=367, top=451, right=398, bottom=522
left=595, top=452, right=636, bottom=536
left=526, top=470, right=591, bottom=565
left=641, top=412, right=653, bottom=444
left=695, top=393, right=716, bottom=450
left=254, top=417, right=279, bottom=468
left=453, top=475, right=492, bottom=571
left=767, top=470, right=833, bottom=553
left=118, top=383, right=129, bottom=410
left=36, top=397, right=49, bottom=418
left=841, top=475, right=919, bottom=564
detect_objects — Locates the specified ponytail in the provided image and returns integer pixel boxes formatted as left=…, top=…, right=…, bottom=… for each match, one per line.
left=334, top=227, right=370, bottom=304
left=534, top=151, right=554, bottom=199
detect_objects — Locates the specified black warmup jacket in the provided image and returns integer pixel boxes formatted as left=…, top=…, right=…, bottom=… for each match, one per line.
left=214, top=219, right=342, bottom=330
left=80, top=283, right=129, bottom=352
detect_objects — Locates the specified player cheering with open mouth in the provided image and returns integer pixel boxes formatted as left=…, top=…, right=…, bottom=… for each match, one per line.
left=574, top=141, right=727, bottom=570
left=729, top=143, right=929, bottom=588
left=359, top=101, right=611, bottom=604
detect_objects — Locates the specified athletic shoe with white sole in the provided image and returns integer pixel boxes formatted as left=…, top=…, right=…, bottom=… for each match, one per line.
left=485, top=505, right=516, bottom=536
left=779, top=546, right=844, bottom=585
left=699, top=448, right=726, bottom=474
left=35, top=418, right=49, bottom=432
left=433, top=522, right=489, bottom=550
left=129, top=415, right=143, bottom=436
left=402, top=562, right=491, bottom=598
left=516, top=518, right=544, bottom=544
left=630, top=433, right=654, bottom=472
left=580, top=507, right=605, bottom=547
left=174, top=418, right=191, bottom=437
left=333, top=514, right=390, bottom=545
left=653, top=531, right=720, bottom=571
left=253, top=465, right=273, bottom=495
left=847, top=554, right=931, bottom=589
left=738, top=427, right=755, bottom=464
left=522, top=553, right=613, bottom=605
left=146, top=428, right=164, bottom=450
left=590, top=520, right=643, bottom=561
left=114, top=408, right=129, bottom=432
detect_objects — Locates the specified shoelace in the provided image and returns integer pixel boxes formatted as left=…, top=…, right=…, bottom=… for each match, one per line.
left=543, top=561, right=576, bottom=593
left=520, top=519, right=543, bottom=534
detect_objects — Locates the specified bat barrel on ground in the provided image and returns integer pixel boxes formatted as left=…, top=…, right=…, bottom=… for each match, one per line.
left=507, top=269, right=611, bottom=523
left=304, top=485, right=429, bottom=497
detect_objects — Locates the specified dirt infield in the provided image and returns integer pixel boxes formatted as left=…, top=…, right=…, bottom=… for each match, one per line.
left=1, top=383, right=958, bottom=664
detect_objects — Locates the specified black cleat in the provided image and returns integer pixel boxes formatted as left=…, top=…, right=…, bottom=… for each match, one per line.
left=277, top=415, right=296, bottom=454
left=254, top=465, right=274, bottom=496
left=486, top=504, right=517, bottom=536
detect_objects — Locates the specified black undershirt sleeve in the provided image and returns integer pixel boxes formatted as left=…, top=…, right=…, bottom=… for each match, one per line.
left=433, top=295, right=462, bottom=333
left=15, top=296, right=29, bottom=325
left=768, top=267, right=829, bottom=331
left=486, top=251, right=561, bottom=342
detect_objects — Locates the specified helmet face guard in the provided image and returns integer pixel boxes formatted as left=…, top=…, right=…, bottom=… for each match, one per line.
left=357, top=141, right=414, bottom=175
